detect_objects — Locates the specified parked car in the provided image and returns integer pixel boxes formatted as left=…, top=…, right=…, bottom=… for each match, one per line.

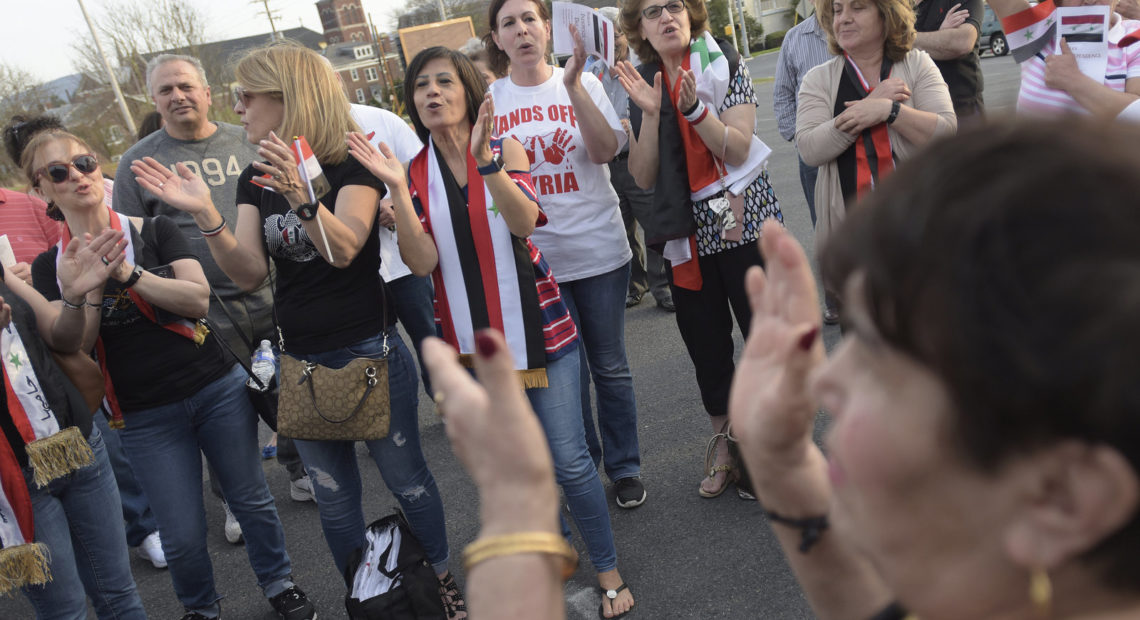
left=979, top=3, right=1009, bottom=56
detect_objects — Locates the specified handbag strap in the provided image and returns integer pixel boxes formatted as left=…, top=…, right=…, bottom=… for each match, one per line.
left=297, top=360, right=381, bottom=424
left=202, top=314, right=268, bottom=391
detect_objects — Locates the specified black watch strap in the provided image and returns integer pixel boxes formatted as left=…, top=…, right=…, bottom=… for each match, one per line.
left=296, top=202, right=319, bottom=221
left=886, top=100, right=901, bottom=125
left=123, top=265, right=143, bottom=289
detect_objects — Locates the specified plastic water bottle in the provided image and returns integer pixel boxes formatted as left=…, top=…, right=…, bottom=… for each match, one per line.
left=248, top=340, right=276, bottom=392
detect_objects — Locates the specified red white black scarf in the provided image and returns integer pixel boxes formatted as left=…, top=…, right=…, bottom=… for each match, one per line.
left=56, top=209, right=208, bottom=427
left=408, top=139, right=548, bottom=387
left=0, top=317, right=91, bottom=593
left=836, top=54, right=897, bottom=204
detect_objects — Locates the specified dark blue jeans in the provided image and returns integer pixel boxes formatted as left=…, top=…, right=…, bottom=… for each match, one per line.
left=289, top=328, right=452, bottom=576
left=92, top=409, right=158, bottom=547
left=22, top=426, right=147, bottom=619
left=387, top=273, right=436, bottom=395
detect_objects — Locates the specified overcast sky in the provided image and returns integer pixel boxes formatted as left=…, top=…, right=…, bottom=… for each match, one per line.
left=1, top=0, right=406, bottom=84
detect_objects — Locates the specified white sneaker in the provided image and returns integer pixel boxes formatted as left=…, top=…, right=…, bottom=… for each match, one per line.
left=290, top=476, right=315, bottom=503
left=222, top=501, right=243, bottom=544
left=136, top=531, right=167, bottom=569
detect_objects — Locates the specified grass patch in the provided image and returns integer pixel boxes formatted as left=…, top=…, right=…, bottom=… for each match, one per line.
left=753, top=77, right=775, bottom=85
left=751, top=47, right=782, bottom=57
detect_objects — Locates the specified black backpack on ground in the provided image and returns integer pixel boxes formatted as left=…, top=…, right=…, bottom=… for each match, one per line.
left=343, top=512, right=446, bottom=620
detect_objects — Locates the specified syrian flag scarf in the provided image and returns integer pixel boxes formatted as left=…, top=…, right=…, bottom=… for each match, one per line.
left=0, top=305, right=94, bottom=593
left=56, top=209, right=209, bottom=428
left=835, top=54, right=896, bottom=205
left=408, top=139, right=548, bottom=388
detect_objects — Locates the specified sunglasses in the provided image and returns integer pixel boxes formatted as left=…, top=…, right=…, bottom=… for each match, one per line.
left=232, top=85, right=281, bottom=107
left=641, top=0, right=686, bottom=20
left=35, top=154, right=99, bottom=184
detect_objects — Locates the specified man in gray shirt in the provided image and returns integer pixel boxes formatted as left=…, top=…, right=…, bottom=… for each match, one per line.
left=773, top=5, right=832, bottom=226
left=114, top=54, right=273, bottom=358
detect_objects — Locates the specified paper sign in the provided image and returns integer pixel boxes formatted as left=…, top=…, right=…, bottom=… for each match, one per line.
left=1055, top=6, right=1110, bottom=84
left=553, top=2, right=615, bottom=67
left=0, top=235, right=16, bottom=268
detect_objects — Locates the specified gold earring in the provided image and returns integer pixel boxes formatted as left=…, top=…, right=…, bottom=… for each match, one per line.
left=1029, top=568, right=1052, bottom=617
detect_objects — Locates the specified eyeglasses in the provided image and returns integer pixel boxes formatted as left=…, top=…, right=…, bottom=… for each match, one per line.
left=232, top=85, right=255, bottom=107
left=34, top=154, right=99, bottom=184
left=641, top=0, right=686, bottom=20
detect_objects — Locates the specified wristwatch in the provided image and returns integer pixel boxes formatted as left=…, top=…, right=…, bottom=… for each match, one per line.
left=476, top=151, right=504, bottom=176
left=886, top=100, right=901, bottom=125
left=296, top=201, right=319, bottom=221
left=123, top=265, right=143, bottom=289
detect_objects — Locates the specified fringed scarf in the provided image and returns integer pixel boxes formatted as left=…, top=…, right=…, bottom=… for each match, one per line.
left=56, top=209, right=209, bottom=427
left=661, top=32, right=773, bottom=290
left=408, top=139, right=548, bottom=388
left=0, top=288, right=95, bottom=594
left=836, top=55, right=897, bottom=205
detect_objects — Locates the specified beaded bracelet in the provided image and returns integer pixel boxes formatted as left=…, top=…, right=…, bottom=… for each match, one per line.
left=199, top=217, right=227, bottom=237
left=463, top=531, right=578, bottom=580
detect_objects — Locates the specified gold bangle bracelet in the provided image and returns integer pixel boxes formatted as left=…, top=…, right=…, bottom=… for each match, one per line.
left=463, top=531, right=578, bottom=580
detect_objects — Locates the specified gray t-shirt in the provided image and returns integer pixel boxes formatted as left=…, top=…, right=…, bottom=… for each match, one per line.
left=113, top=122, right=274, bottom=356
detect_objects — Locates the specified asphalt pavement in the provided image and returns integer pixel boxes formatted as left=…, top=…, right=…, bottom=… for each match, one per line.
left=0, top=53, right=1021, bottom=620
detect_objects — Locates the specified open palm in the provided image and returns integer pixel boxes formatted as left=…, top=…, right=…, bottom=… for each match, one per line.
left=131, top=157, right=214, bottom=215
left=615, top=61, right=661, bottom=117
left=58, top=228, right=125, bottom=298
left=347, top=132, right=405, bottom=189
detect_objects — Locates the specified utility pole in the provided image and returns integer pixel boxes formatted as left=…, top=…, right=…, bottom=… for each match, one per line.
left=76, top=0, right=136, bottom=135
left=253, top=0, right=281, bottom=39
left=436, top=0, right=448, bottom=21
left=735, top=0, right=750, bottom=55
left=724, top=0, right=740, bottom=52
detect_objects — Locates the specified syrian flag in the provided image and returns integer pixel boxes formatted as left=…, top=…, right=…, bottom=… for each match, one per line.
left=1001, top=0, right=1058, bottom=63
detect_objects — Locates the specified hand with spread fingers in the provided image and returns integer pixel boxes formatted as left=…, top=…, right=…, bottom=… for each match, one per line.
left=131, top=156, right=215, bottom=216
left=347, top=132, right=406, bottom=190
left=616, top=61, right=662, bottom=117
left=471, top=92, right=497, bottom=167
left=252, top=131, right=307, bottom=208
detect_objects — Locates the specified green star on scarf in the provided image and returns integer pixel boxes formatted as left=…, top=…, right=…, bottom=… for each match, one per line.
left=8, top=352, right=21, bottom=370
left=488, top=202, right=501, bottom=217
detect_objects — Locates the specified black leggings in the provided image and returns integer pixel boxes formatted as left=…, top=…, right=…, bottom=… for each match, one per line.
left=667, top=242, right=763, bottom=417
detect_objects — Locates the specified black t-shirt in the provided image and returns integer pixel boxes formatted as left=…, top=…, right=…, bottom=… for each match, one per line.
left=915, top=0, right=984, bottom=110
left=33, top=216, right=232, bottom=411
left=235, top=156, right=391, bottom=355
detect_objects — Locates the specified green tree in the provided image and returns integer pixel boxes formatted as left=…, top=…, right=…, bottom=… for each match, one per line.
left=705, top=0, right=764, bottom=54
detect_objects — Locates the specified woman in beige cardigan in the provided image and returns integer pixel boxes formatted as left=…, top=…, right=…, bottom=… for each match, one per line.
left=796, top=0, right=956, bottom=296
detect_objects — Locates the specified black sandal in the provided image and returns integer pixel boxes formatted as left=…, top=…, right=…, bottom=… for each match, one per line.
left=438, top=572, right=468, bottom=619
left=598, top=582, right=634, bottom=619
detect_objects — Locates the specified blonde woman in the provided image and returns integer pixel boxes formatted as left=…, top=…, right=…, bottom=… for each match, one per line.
left=131, top=43, right=466, bottom=618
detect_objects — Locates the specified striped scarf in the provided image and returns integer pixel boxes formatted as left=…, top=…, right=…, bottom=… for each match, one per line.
left=0, top=313, right=92, bottom=594
left=408, top=139, right=548, bottom=388
left=56, top=209, right=208, bottom=427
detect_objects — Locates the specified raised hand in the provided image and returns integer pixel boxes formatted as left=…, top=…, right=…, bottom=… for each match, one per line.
left=540, top=129, right=576, bottom=165
left=253, top=131, right=307, bottom=207
left=563, top=23, right=588, bottom=93
left=939, top=3, right=970, bottom=30
left=678, top=68, right=698, bottom=113
left=728, top=221, right=824, bottom=473
left=347, top=132, right=407, bottom=189
left=615, top=61, right=662, bottom=117
left=58, top=228, right=126, bottom=299
left=471, top=92, right=497, bottom=166
left=131, top=157, right=214, bottom=215
left=866, top=77, right=911, bottom=102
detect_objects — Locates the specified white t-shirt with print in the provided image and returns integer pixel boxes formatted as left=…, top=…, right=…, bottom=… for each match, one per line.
left=489, top=68, right=631, bottom=282
left=350, top=104, right=423, bottom=282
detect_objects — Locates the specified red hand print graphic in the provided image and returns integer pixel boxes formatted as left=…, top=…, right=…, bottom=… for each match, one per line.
left=539, top=128, right=576, bottom=165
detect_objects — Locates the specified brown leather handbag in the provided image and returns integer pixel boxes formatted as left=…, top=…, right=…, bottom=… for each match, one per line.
left=276, top=338, right=391, bottom=441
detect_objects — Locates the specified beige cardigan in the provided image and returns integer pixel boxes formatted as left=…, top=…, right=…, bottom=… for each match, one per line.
left=795, top=49, right=956, bottom=253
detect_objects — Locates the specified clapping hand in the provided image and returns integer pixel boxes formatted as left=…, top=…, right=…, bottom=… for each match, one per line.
left=471, top=92, right=497, bottom=167
left=347, top=133, right=406, bottom=191
left=677, top=69, right=698, bottom=113
left=132, top=157, right=214, bottom=216
left=563, top=23, right=588, bottom=93
left=58, top=228, right=126, bottom=300
left=615, top=61, right=662, bottom=117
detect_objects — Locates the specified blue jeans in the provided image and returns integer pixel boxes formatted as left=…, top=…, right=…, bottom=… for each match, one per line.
left=798, top=154, right=818, bottom=227
left=92, top=410, right=158, bottom=547
left=119, top=364, right=294, bottom=615
left=289, top=328, right=451, bottom=576
left=22, top=426, right=146, bottom=620
left=527, top=347, right=618, bottom=572
left=559, top=262, right=642, bottom=482
left=387, top=273, right=437, bottom=395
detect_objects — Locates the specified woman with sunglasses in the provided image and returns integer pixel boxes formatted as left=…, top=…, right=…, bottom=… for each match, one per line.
left=483, top=0, right=649, bottom=523
left=615, top=0, right=783, bottom=499
left=25, top=130, right=314, bottom=620
left=132, top=42, right=466, bottom=618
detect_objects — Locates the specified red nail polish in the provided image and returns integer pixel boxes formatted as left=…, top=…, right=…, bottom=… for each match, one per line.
left=474, top=330, right=498, bottom=358
left=798, top=327, right=819, bottom=351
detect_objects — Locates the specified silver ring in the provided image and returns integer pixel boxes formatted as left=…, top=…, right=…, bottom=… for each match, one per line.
left=158, top=182, right=165, bottom=189
left=100, top=256, right=109, bottom=266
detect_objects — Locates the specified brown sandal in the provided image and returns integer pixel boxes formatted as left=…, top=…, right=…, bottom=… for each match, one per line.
left=699, top=424, right=734, bottom=498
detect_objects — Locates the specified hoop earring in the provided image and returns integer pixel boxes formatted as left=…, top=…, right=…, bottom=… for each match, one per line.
left=45, top=201, right=65, bottom=222
left=1030, top=568, right=1052, bottom=617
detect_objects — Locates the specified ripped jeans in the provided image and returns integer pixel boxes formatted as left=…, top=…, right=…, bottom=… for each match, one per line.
left=289, top=327, right=451, bottom=576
